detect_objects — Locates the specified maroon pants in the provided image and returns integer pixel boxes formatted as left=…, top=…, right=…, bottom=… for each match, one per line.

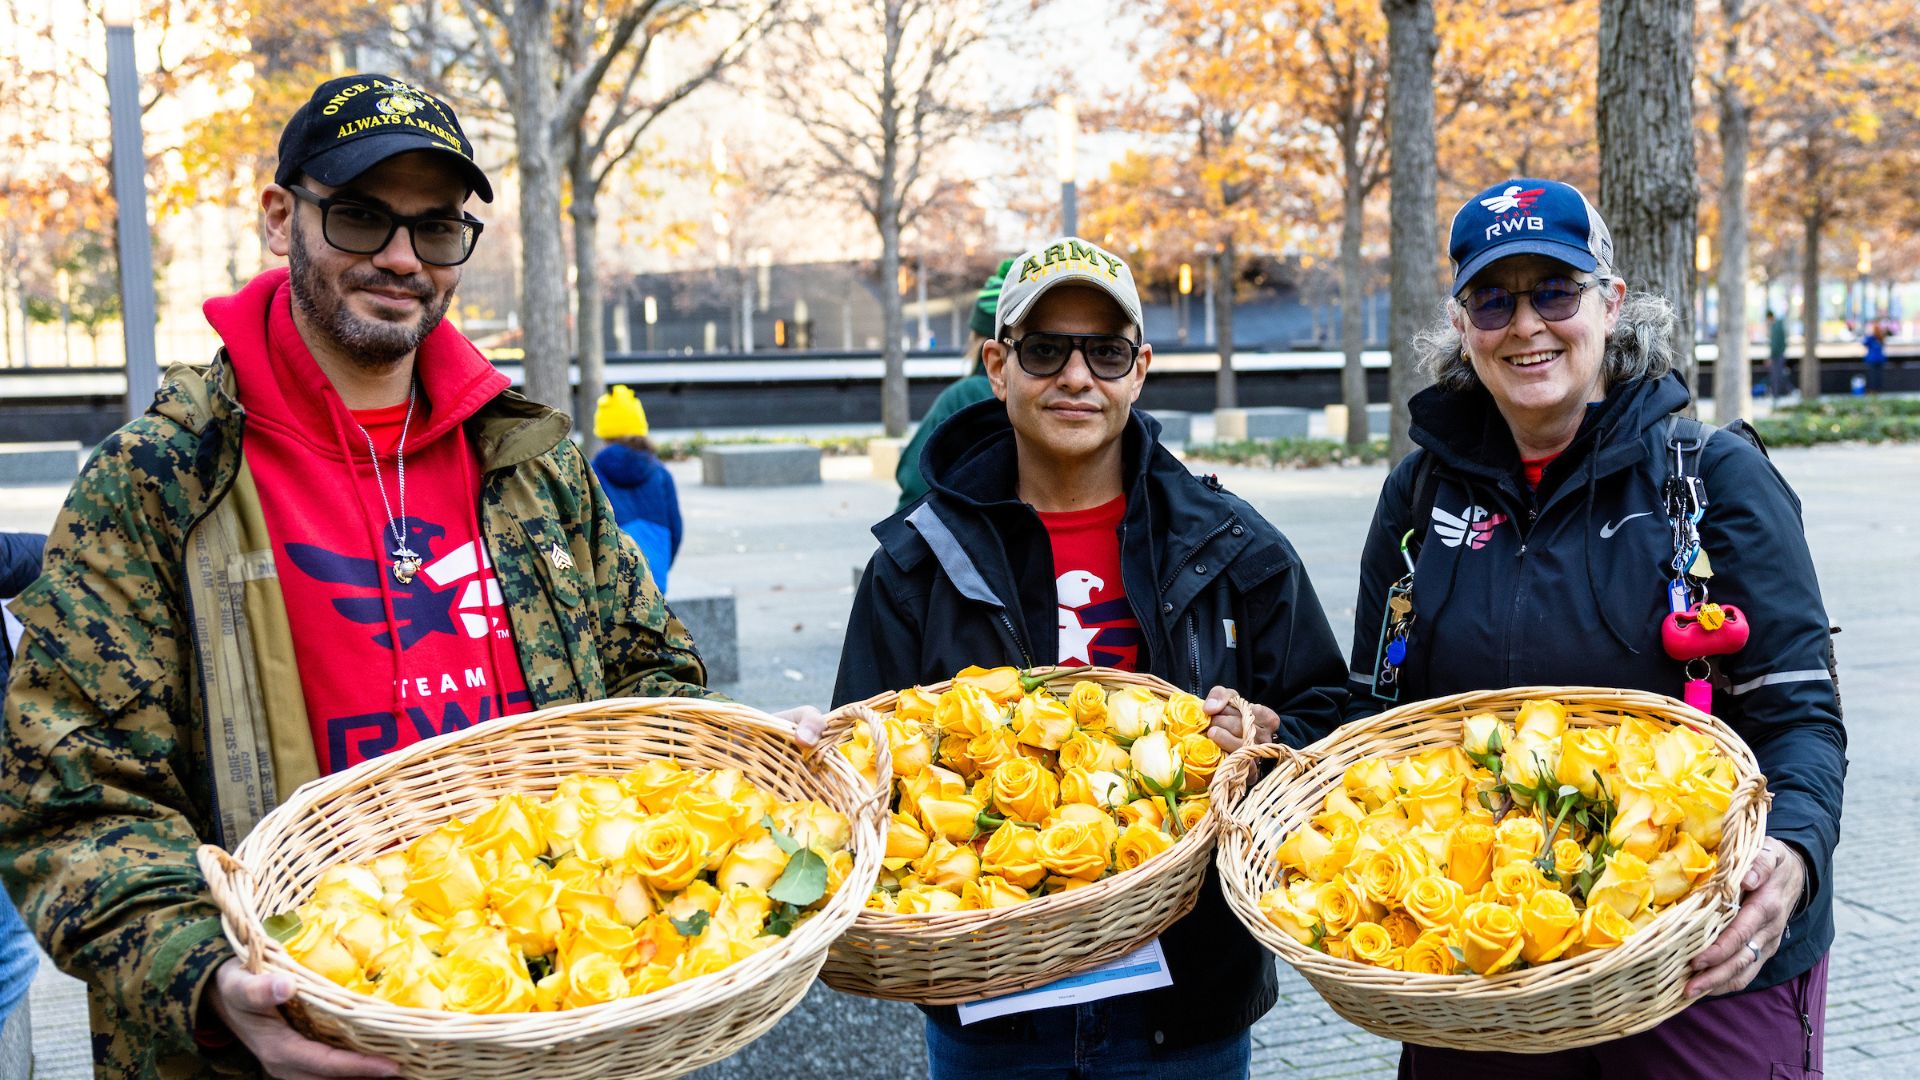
left=1399, top=954, right=1828, bottom=1079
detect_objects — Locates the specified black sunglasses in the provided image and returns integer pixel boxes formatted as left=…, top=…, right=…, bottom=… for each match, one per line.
left=1463, top=277, right=1599, bottom=331
left=1001, top=332, right=1141, bottom=380
left=288, top=184, right=484, bottom=267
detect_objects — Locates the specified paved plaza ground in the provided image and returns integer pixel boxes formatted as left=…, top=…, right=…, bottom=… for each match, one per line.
left=3, top=430, right=1915, bottom=1078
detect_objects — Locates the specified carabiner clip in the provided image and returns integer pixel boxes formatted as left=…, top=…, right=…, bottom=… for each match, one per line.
left=1399, top=529, right=1417, bottom=576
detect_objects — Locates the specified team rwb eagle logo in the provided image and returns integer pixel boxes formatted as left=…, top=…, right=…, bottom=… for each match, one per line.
left=1430, top=503, right=1508, bottom=550
left=1056, top=571, right=1141, bottom=668
left=1480, top=185, right=1545, bottom=216
left=286, top=517, right=506, bottom=649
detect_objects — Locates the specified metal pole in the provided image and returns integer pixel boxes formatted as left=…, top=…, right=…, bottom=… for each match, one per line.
left=1061, top=181, right=1077, bottom=237
left=915, top=255, right=928, bottom=349
left=1203, top=258, right=1216, bottom=346
left=106, top=20, right=159, bottom=421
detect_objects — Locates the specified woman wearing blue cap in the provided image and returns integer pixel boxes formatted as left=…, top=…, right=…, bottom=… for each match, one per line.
left=1344, top=178, right=1845, bottom=1077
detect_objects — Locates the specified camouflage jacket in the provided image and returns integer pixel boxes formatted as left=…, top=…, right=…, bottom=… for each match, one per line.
left=0, top=353, right=713, bottom=1077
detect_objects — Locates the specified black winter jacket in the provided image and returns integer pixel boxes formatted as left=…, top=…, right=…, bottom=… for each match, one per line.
left=1346, top=373, right=1846, bottom=992
left=834, top=399, right=1350, bottom=1047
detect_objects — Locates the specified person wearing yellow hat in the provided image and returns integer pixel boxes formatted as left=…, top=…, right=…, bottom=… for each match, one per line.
left=591, top=385, right=682, bottom=592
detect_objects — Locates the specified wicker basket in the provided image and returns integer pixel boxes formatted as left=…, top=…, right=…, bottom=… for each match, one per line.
left=1210, top=686, right=1770, bottom=1053
left=818, top=666, right=1239, bottom=1004
left=196, top=697, right=889, bottom=1080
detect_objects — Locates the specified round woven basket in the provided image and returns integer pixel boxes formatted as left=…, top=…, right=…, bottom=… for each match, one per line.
left=819, top=666, right=1239, bottom=1004
left=197, top=696, right=889, bottom=1080
left=1210, top=686, right=1770, bottom=1053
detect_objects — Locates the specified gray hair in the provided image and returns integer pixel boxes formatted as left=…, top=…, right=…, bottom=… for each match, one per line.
left=1414, top=272, right=1677, bottom=393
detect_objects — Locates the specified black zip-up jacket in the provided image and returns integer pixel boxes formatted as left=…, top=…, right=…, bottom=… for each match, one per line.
left=1346, top=373, right=1846, bottom=992
left=834, top=399, right=1349, bottom=1048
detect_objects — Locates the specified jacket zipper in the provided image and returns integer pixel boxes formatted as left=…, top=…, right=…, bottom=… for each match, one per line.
left=1159, top=517, right=1236, bottom=593
left=1185, top=612, right=1201, bottom=693
left=998, top=610, right=1035, bottom=670
left=179, top=408, right=246, bottom=846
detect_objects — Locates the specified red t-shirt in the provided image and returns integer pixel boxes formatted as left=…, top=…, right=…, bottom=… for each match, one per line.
left=1037, top=496, right=1142, bottom=670
left=1522, top=453, right=1558, bottom=489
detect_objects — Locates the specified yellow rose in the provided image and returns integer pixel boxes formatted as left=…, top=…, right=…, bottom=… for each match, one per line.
left=713, top=883, right=775, bottom=941
left=1117, top=796, right=1169, bottom=832
left=865, top=891, right=899, bottom=914
left=1401, top=931, right=1459, bottom=975
left=1489, top=860, right=1550, bottom=908
left=1607, top=785, right=1671, bottom=861
left=1343, top=758, right=1395, bottom=812
left=898, top=765, right=967, bottom=820
left=965, top=726, right=1024, bottom=774
left=1177, top=795, right=1210, bottom=834
left=1518, top=888, right=1580, bottom=965
left=1461, top=712, right=1512, bottom=757
left=1381, top=910, right=1421, bottom=949
left=1587, top=850, right=1656, bottom=921
left=1013, top=692, right=1076, bottom=751
left=1652, top=725, right=1716, bottom=785
left=1312, top=876, right=1378, bottom=934
left=608, top=871, right=654, bottom=925
left=631, top=813, right=703, bottom=893
left=884, top=717, right=934, bottom=778
left=961, top=874, right=1031, bottom=909
left=935, top=684, right=1003, bottom=738
left=771, top=800, right=852, bottom=853
left=623, top=759, right=695, bottom=814
left=1129, top=729, right=1182, bottom=793
left=538, top=795, right=590, bottom=859
left=1573, top=900, right=1635, bottom=954
left=674, top=786, right=753, bottom=870
left=556, top=951, right=630, bottom=1009
left=1514, top=699, right=1568, bottom=741
left=1113, top=821, right=1175, bottom=872
left=1347, top=921, right=1400, bottom=968
left=1403, top=874, right=1467, bottom=932
left=1067, top=680, right=1109, bottom=728
left=897, top=884, right=965, bottom=914
left=555, top=879, right=623, bottom=928
left=718, top=831, right=792, bottom=891
left=576, top=811, right=645, bottom=869
left=1278, top=825, right=1333, bottom=880
left=989, top=757, right=1060, bottom=823
left=919, top=791, right=986, bottom=844
left=1648, top=831, right=1717, bottom=906
left=1164, top=692, right=1211, bottom=740
left=1394, top=759, right=1466, bottom=830
left=1357, top=844, right=1424, bottom=909
left=1106, top=687, right=1166, bottom=740
left=1552, top=838, right=1591, bottom=880
left=913, top=838, right=983, bottom=888
left=1493, top=816, right=1546, bottom=869
left=1059, top=731, right=1131, bottom=773
left=441, top=950, right=536, bottom=1014
left=1258, top=884, right=1320, bottom=945
left=1503, top=735, right=1560, bottom=792
left=557, top=773, right=627, bottom=812
left=1178, top=733, right=1223, bottom=794
left=895, top=685, right=941, bottom=721
left=404, top=844, right=486, bottom=923
left=1053, top=800, right=1120, bottom=849
left=1553, top=727, right=1616, bottom=800
left=562, top=914, right=642, bottom=972
left=953, top=664, right=1027, bottom=705
left=367, top=941, right=446, bottom=1009
left=285, top=908, right=361, bottom=985
left=1059, top=767, right=1131, bottom=809
left=1037, top=819, right=1109, bottom=881
left=839, top=722, right=880, bottom=785
left=490, top=862, right=564, bottom=957
left=879, top=812, right=932, bottom=872
left=309, top=864, right=385, bottom=913
left=1445, top=822, right=1496, bottom=893
left=1458, top=901, right=1525, bottom=975
left=465, top=793, right=545, bottom=864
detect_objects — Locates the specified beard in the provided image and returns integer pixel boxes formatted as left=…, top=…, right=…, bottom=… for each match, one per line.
left=289, top=212, right=455, bottom=368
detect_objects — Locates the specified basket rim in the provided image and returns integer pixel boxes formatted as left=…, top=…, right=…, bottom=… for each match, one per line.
left=210, top=696, right=890, bottom=1033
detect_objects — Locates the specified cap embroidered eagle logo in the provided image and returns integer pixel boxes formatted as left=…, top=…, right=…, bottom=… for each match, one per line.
left=376, top=90, right=425, bottom=117
left=1480, top=185, right=1545, bottom=215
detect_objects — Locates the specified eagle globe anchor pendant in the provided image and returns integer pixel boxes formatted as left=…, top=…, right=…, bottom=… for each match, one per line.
left=391, top=546, right=423, bottom=584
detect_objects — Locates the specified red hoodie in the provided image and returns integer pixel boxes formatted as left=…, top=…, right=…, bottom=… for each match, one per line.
left=205, top=268, right=531, bottom=774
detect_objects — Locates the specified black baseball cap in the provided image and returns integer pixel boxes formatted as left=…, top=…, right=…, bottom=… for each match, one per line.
left=274, top=74, right=493, bottom=203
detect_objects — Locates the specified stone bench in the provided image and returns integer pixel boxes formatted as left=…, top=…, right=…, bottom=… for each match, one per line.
left=699, top=443, right=822, bottom=487
left=0, top=442, right=83, bottom=487
left=867, top=436, right=904, bottom=481
left=1324, top=402, right=1392, bottom=438
left=1146, top=410, right=1192, bottom=446
left=667, top=577, right=739, bottom=684
left=1212, top=406, right=1310, bottom=441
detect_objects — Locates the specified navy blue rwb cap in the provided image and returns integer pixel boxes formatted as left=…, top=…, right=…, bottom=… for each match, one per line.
left=275, top=75, right=493, bottom=203
left=1448, top=178, right=1613, bottom=295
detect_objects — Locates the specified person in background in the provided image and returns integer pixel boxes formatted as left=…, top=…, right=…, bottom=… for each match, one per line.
left=0, top=534, right=45, bottom=1043
left=1862, top=320, right=1887, bottom=395
left=591, top=385, right=683, bottom=593
left=1767, top=309, right=1790, bottom=399
left=894, top=258, right=1012, bottom=510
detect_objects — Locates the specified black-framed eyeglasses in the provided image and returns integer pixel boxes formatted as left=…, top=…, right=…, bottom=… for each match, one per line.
left=1463, top=278, right=1598, bottom=331
left=1001, top=332, right=1141, bottom=380
left=288, top=184, right=484, bottom=267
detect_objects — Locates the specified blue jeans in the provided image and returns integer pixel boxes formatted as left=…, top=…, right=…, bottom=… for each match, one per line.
left=926, top=996, right=1252, bottom=1080
left=0, top=892, right=36, bottom=1027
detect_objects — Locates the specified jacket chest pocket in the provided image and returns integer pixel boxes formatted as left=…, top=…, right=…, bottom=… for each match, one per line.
left=516, top=518, right=590, bottom=610
left=511, top=517, right=604, bottom=701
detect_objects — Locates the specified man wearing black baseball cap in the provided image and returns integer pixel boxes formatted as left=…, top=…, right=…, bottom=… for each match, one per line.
left=1, top=74, right=717, bottom=1076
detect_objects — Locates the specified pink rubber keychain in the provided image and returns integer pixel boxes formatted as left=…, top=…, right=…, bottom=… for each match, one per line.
left=1662, top=598, right=1749, bottom=713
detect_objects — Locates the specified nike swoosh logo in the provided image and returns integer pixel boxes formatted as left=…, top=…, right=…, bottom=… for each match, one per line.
left=1599, top=511, right=1653, bottom=539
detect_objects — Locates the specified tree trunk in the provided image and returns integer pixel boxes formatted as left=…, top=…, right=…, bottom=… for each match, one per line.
left=1384, top=0, right=1439, bottom=462
left=1214, top=239, right=1237, bottom=409
left=1597, top=0, right=1697, bottom=385
left=571, top=154, right=606, bottom=458
left=508, top=0, right=572, bottom=419
left=1714, top=69, right=1752, bottom=421
left=1799, top=206, right=1822, bottom=400
left=1340, top=169, right=1369, bottom=448
left=879, top=214, right=907, bottom=435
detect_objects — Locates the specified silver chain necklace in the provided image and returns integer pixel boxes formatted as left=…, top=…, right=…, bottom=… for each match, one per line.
left=360, top=386, right=421, bottom=584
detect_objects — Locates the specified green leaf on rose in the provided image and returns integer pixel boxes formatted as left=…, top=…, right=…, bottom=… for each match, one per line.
left=762, top=814, right=802, bottom=855
left=670, top=910, right=712, bottom=937
left=527, top=954, right=555, bottom=982
left=762, top=901, right=804, bottom=938
left=769, top=847, right=829, bottom=907
left=263, top=912, right=302, bottom=943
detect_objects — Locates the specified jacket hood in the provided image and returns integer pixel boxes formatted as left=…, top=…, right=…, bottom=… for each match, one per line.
left=592, top=441, right=659, bottom=485
left=919, top=397, right=1164, bottom=509
left=204, top=267, right=508, bottom=461
left=1409, top=371, right=1692, bottom=492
